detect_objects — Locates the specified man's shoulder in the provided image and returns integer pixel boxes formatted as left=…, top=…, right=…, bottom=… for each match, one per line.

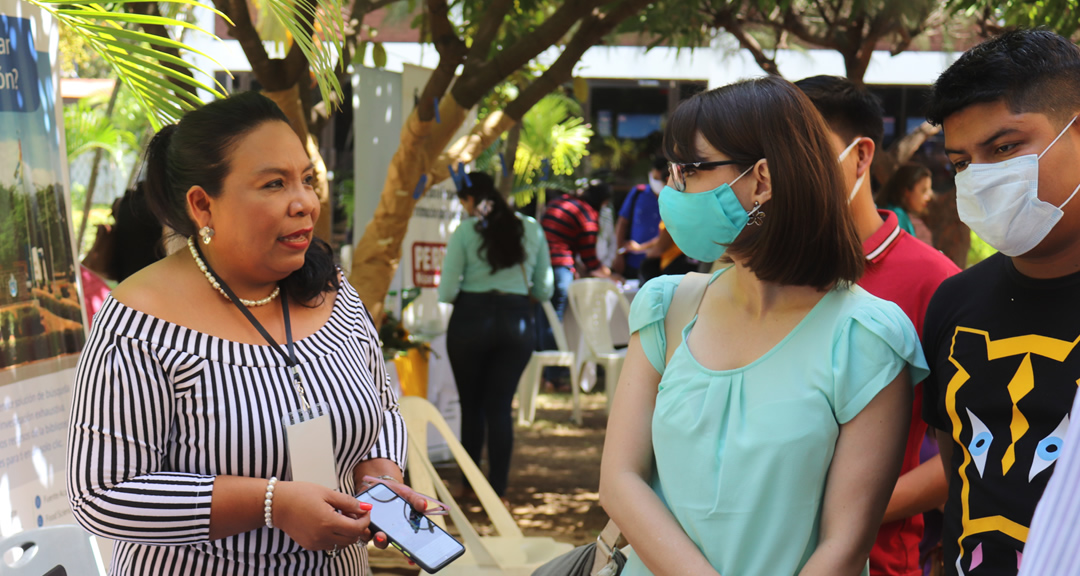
left=890, top=232, right=962, bottom=282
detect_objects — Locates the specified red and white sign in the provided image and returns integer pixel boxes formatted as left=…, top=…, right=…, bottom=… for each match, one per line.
left=411, top=242, right=447, bottom=288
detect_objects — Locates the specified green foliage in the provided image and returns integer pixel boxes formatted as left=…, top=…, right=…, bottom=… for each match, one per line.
left=32, top=0, right=348, bottom=129
left=589, top=137, right=643, bottom=173
left=58, top=22, right=114, bottom=78
left=31, top=0, right=231, bottom=128
left=967, top=230, right=997, bottom=268
left=950, top=0, right=1080, bottom=39
left=64, top=96, right=138, bottom=164
left=511, top=93, right=593, bottom=205
left=255, top=0, right=347, bottom=108
left=0, top=186, right=31, bottom=274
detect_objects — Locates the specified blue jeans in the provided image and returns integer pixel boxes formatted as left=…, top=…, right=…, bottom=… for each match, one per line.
left=446, top=292, right=536, bottom=496
left=538, top=265, right=575, bottom=350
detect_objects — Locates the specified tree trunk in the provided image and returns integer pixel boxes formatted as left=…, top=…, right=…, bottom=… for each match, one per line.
left=347, top=94, right=471, bottom=321
left=430, top=111, right=518, bottom=184
left=76, top=81, right=122, bottom=253
left=500, top=123, right=522, bottom=194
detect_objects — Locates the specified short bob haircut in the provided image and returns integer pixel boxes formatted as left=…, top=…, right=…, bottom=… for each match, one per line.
left=663, top=76, right=863, bottom=290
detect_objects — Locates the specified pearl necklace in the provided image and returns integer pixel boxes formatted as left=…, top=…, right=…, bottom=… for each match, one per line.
left=187, top=236, right=281, bottom=307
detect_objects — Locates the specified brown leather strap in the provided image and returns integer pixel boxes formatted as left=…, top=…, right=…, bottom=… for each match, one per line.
left=591, top=519, right=627, bottom=575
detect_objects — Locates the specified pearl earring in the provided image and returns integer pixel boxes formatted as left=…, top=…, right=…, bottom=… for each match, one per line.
left=199, top=226, right=215, bottom=245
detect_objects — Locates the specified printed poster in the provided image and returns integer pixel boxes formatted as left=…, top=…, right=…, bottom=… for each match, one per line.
left=0, top=2, right=83, bottom=537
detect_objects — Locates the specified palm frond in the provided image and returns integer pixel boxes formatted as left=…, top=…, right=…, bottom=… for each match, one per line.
left=32, top=0, right=230, bottom=129
left=510, top=174, right=578, bottom=208
left=64, top=98, right=133, bottom=164
left=258, top=0, right=347, bottom=109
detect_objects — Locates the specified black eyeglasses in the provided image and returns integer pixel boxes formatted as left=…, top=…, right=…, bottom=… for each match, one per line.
left=668, top=160, right=741, bottom=192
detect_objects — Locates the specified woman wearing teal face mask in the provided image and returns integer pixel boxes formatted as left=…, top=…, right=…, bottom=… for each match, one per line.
left=599, top=76, right=929, bottom=576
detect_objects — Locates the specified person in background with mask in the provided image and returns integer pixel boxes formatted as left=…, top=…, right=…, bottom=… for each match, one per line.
left=612, top=157, right=668, bottom=281
left=600, top=76, right=927, bottom=576
left=920, top=29, right=1080, bottom=576
left=797, top=75, right=960, bottom=576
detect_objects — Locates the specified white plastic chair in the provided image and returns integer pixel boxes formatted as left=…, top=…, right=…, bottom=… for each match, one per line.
left=567, top=279, right=630, bottom=414
left=516, top=301, right=581, bottom=426
left=397, top=396, right=574, bottom=576
left=0, top=524, right=105, bottom=576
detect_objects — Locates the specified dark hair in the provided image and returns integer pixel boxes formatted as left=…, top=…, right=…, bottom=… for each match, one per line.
left=663, top=76, right=863, bottom=289
left=109, top=183, right=164, bottom=282
left=580, top=180, right=612, bottom=212
left=458, top=172, right=525, bottom=272
left=143, top=91, right=339, bottom=304
left=926, top=29, right=1080, bottom=126
left=878, top=163, right=932, bottom=209
left=650, top=157, right=670, bottom=179
left=794, top=75, right=885, bottom=145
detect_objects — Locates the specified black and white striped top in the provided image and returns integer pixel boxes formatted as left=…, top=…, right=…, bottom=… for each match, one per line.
left=67, top=278, right=407, bottom=575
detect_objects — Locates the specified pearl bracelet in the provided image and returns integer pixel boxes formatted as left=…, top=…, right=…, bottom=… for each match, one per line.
left=264, top=477, right=278, bottom=529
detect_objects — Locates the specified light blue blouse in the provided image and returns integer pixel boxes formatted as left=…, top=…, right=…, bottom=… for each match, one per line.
left=437, top=214, right=554, bottom=303
left=623, top=270, right=929, bottom=576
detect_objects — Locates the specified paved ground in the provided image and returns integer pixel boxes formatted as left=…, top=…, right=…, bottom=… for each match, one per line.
left=369, top=392, right=610, bottom=575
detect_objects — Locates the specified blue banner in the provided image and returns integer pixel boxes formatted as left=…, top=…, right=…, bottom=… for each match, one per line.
left=0, top=15, right=41, bottom=113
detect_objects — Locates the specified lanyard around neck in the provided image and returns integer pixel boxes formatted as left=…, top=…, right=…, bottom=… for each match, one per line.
left=194, top=244, right=311, bottom=411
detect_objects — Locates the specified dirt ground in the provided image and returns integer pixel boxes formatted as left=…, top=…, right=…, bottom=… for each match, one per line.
left=369, top=392, right=611, bottom=575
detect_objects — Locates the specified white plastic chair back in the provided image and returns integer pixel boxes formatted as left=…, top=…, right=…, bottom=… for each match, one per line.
left=398, top=397, right=572, bottom=574
left=0, top=525, right=104, bottom=576
left=541, top=301, right=571, bottom=353
left=399, top=397, right=521, bottom=540
left=567, top=279, right=630, bottom=356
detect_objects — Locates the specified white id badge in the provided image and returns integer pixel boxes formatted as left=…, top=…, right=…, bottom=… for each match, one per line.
left=283, top=403, right=338, bottom=489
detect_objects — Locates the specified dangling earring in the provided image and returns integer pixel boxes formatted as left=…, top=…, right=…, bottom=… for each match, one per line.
left=746, top=201, right=766, bottom=226
left=199, top=226, right=215, bottom=245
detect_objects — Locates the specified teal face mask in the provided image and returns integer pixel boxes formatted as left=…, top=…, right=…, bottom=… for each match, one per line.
left=658, top=164, right=759, bottom=262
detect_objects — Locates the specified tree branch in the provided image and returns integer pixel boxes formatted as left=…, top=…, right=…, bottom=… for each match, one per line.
left=713, top=9, right=780, bottom=76
left=413, top=0, right=468, bottom=122
left=505, top=0, right=653, bottom=119
left=451, top=0, right=609, bottom=108
left=427, top=0, right=468, bottom=59
left=129, top=2, right=197, bottom=96
left=216, top=0, right=283, bottom=81
left=282, top=2, right=318, bottom=87
left=811, top=0, right=834, bottom=29
left=462, top=0, right=514, bottom=76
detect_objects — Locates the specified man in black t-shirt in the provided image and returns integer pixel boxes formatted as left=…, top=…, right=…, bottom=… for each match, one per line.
left=921, top=30, right=1080, bottom=576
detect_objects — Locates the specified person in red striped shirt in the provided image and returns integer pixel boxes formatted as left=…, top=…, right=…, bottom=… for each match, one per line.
left=540, top=181, right=617, bottom=323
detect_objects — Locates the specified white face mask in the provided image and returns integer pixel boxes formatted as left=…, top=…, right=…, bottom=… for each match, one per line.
left=838, top=137, right=867, bottom=203
left=648, top=175, right=665, bottom=195
left=955, top=116, right=1080, bottom=257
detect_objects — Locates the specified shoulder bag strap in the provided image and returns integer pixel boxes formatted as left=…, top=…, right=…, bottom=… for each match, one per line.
left=664, top=272, right=710, bottom=366
left=590, top=272, right=710, bottom=576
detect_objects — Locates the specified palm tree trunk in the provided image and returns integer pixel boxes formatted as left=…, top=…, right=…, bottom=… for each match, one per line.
left=76, top=81, right=121, bottom=254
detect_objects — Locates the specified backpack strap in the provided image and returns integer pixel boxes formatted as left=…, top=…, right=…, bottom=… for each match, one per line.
left=664, top=272, right=710, bottom=366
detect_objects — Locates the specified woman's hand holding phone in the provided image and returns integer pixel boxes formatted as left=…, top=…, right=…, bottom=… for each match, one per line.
left=271, top=480, right=375, bottom=551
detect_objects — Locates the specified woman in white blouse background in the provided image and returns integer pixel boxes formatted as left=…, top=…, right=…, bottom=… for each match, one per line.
left=66, top=92, right=425, bottom=575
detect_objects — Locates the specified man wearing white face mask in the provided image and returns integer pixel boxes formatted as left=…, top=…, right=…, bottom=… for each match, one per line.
left=919, top=29, right=1080, bottom=576
left=613, top=157, right=667, bottom=280
left=798, top=75, right=961, bottom=576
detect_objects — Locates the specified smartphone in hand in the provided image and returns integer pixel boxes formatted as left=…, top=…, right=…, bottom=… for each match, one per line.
left=356, top=483, right=465, bottom=573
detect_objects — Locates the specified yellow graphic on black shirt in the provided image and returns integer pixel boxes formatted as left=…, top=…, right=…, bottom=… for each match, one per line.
left=946, top=328, right=1080, bottom=575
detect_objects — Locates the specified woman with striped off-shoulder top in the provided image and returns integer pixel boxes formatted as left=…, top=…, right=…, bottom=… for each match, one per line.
left=66, top=92, right=426, bottom=575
